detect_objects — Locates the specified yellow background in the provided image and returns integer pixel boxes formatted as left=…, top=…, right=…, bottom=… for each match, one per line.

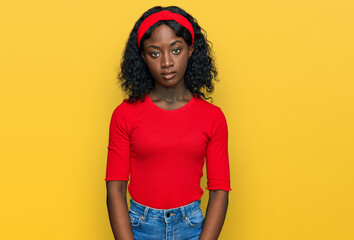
left=1, top=0, right=353, bottom=239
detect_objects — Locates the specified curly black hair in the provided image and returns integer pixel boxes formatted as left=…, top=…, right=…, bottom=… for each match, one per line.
left=118, top=6, right=218, bottom=103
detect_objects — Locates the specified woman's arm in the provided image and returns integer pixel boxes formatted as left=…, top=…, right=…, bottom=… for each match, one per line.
left=106, top=180, right=134, bottom=240
left=199, top=189, right=229, bottom=240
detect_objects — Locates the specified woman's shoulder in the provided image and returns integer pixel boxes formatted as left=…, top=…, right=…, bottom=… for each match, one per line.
left=111, top=96, right=146, bottom=116
left=194, top=98, right=228, bottom=128
left=194, top=96, right=224, bottom=114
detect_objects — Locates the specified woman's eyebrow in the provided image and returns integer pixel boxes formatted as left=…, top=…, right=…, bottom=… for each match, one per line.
left=147, top=45, right=159, bottom=49
left=147, top=40, right=183, bottom=49
left=169, top=40, right=183, bottom=46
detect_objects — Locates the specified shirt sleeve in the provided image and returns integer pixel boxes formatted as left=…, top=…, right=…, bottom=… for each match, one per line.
left=205, top=107, right=232, bottom=191
left=104, top=103, right=131, bottom=181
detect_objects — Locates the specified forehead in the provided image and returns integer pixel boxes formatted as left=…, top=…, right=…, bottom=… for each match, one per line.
left=143, top=24, right=186, bottom=46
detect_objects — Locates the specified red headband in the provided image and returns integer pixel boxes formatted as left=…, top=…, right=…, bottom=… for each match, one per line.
left=137, top=10, right=195, bottom=48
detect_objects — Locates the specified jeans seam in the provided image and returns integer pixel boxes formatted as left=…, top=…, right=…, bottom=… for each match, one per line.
left=186, top=208, right=201, bottom=217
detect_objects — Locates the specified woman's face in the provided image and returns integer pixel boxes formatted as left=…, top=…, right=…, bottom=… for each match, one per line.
left=141, top=24, right=194, bottom=88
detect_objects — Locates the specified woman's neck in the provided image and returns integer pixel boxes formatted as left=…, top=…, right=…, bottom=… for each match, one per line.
left=149, top=84, right=193, bottom=102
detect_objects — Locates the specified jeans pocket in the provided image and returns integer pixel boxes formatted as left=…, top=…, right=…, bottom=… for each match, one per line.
left=186, top=208, right=205, bottom=228
left=129, top=210, right=142, bottom=227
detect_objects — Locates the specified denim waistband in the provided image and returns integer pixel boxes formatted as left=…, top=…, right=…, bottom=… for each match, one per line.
left=129, top=198, right=202, bottom=221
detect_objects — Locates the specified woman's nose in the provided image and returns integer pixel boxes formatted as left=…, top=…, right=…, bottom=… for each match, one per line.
left=161, top=53, right=174, bottom=68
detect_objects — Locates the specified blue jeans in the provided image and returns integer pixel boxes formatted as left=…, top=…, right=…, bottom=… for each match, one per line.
left=129, top=198, right=205, bottom=240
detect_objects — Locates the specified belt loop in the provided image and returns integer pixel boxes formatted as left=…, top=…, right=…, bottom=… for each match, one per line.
left=143, top=206, right=149, bottom=221
left=180, top=206, right=186, bottom=222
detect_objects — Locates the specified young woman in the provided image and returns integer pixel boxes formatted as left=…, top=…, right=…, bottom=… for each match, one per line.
left=105, top=6, right=232, bottom=240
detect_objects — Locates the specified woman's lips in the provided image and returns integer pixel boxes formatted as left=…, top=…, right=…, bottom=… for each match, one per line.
left=161, top=72, right=176, bottom=80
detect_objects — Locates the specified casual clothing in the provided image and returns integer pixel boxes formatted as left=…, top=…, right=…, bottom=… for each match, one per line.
left=105, top=93, right=231, bottom=209
left=129, top=198, right=204, bottom=240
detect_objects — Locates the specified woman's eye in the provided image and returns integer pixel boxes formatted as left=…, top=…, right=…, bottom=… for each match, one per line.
left=172, top=48, right=181, bottom=54
left=150, top=52, right=159, bottom=57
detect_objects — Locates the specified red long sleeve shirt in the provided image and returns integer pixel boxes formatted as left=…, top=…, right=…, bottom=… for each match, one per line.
left=105, top=93, right=231, bottom=209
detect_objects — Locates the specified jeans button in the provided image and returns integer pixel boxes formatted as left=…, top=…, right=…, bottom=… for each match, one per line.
left=166, top=212, right=170, bottom=217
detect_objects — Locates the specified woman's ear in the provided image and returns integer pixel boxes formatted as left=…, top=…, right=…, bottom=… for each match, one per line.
left=141, top=51, right=146, bottom=63
left=188, top=45, right=194, bottom=59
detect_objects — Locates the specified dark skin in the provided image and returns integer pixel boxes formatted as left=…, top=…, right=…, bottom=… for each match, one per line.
left=106, top=181, right=134, bottom=240
left=106, top=25, right=229, bottom=239
left=140, top=24, right=194, bottom=107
